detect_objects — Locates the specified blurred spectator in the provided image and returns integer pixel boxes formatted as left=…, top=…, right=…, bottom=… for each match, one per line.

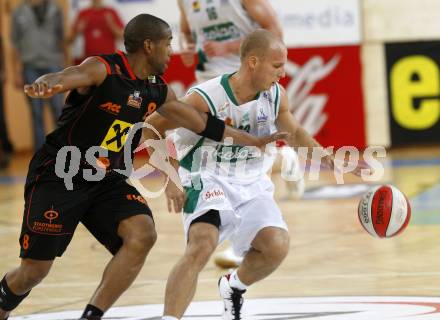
left=0, top=33, right=14, bottom=169
left=67, top=0, right=124, bottom=63
left=10, top=0, right=65, bottom=151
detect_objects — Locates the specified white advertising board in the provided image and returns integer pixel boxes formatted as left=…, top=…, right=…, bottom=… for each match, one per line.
left=69, top=0, right=361, bottom=50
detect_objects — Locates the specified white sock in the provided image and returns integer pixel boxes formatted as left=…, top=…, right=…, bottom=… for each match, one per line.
left=228, top=269, right=247, bottom=291
left=162, top=316, right=179, bottom=320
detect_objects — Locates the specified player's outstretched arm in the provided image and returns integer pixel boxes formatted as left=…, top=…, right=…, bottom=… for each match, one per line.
left=141, top=112, right=185, bottom=213
left=158, top=88, right=289, bottom=147
left=24, top=57, right=107, bottom=99
left=276, top=86, right=368, bottom=177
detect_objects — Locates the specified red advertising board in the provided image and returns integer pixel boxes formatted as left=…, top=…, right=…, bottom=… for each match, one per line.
left=163, top=45, right=365, bottom=149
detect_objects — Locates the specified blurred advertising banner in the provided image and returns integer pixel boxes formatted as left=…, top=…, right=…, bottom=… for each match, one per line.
left=164, top=45, right=366, bottom=149
left=270, top=0, right=361, bottom=47
left=69, top=0, right=361, bottom=50
left=69, top=0, right=365, bottom=148
left=386, top=41, right=440, bottom=146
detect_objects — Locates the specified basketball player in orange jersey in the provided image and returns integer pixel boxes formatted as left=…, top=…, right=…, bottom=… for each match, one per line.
left=0, top=14, right=286, bottom=320
left=143, top=29, right=369, bottom=320
left=178, top=0, right=296, bottom=268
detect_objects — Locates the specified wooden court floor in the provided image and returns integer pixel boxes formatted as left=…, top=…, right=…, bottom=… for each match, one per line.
left=0, top=146, right=440, bottom=318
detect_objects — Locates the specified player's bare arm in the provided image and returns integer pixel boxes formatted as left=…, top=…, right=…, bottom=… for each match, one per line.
left=178, top=0, right=196, bottom=66
left=142, top=112, right=185, bottom=213
left=276, top=86, right=367, bottom=177
left=243, top=0, right=283, bottom=40
left=158, top=87, right=289, bottom=147
left=24, top=57, right=108, bottom=98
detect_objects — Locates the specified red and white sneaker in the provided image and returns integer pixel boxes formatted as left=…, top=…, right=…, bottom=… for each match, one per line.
left=218, top=274, right=246, bottom=320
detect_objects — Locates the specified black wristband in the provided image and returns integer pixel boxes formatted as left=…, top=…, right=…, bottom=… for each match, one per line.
left=0, top=276, right=31, bottom=311
left=198, top=113, right=225, bottom=142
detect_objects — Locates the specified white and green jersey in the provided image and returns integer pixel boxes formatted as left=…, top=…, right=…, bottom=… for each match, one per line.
left=173, top=74, right=282, bottom=187
left=180, top=0, right=259, bottom=81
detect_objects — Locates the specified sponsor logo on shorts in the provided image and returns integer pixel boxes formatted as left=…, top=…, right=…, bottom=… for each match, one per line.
left=203, top=189, right=225, bottom=202
left=32, top=207, right=63, bottom=233
left=43, top=207, right=59, bottom=223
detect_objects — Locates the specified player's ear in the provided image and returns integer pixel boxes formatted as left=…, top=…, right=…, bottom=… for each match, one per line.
left=143, top=39, right=153, bottom=53
left=248, top=55, right=258, bottom=70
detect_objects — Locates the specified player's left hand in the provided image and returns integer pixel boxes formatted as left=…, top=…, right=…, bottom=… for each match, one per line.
left=324, top=156, right=374, bottom=178
left=256, top=131, right=291, bottom=148
left=165, top=180, right=186, bottom=213
left=24, top=81, right=63, bottom=98
left=203, top=41, right=229, bottom=57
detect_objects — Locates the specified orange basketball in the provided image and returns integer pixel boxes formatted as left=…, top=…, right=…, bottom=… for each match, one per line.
left=358, top=185, right=411, bottom=238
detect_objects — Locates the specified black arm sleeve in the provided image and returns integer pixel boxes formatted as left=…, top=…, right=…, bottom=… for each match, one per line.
left=198, top=113, right=225, bottom=142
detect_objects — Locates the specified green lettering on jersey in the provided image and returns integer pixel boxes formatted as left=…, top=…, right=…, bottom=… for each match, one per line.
left=202, top=22, right=241, bottom=41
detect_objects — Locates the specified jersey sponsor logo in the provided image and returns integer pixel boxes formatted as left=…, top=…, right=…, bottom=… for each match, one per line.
left=142, top=102, right=158, bottom=120
left=224, top=117, right=233, bottom=126
left=99, top=102, right=121, bottom=115
left=10, top=297, right=440, bottom=319
left=147, top=75, right=157, bottom=84
left=262, top=91, right=273, bottom=104
left=213, top=145, right=258, bottom=162
left=241, top=112, right=250, bottom=123
left=126, top=194, right=147, bottom=205
left=257, top=108, right=268, bottom=123
left=218, top=102, right=229, bottom=117
left=127, top=90, right=142, bottom=108
left=202, top=22, right=241, bottom=41
left=100, top=120, right=133, bottom=152
left=96, top=157, right=111, bottom=170
left=202, top=188, right=225, bottom=202
left=192, top=0, right=201, bottom=12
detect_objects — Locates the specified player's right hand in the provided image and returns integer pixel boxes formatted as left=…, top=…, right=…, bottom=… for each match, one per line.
left=257, top=131, right=290, bottom=148
left=24, top=82, right=63, bottom=99
left=165, top=180, right=186, bottom=213
left=180, top=43, right=196, bottom=67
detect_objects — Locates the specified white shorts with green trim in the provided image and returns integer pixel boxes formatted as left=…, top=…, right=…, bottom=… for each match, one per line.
left=182, top=174, right=288, bottom=256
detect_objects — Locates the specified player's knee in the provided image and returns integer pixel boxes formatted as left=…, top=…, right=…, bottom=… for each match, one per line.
left=186, top=237, right=217, bottom=267
left=119, top=215, right=157, bottom=254
left=263, top=231, right=290, bottom=263
left=20, top=260, right=52, bottom=285
left=124, top=230, right=157, bottom=254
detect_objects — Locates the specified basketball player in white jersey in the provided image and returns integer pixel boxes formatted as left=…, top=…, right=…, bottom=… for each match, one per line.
left=177, top=0, right=304, bottom=268
left=178, top=0, right=282, bottom=83
left=143, top=30, right=366, bottom=320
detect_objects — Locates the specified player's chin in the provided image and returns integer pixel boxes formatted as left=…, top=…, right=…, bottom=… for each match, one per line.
left=263, top=82, right=275, bottom=90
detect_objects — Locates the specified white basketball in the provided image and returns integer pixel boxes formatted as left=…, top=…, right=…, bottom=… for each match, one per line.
left=357, top=185, right=411, bottom=238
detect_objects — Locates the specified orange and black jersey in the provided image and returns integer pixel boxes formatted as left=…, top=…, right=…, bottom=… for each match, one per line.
left=44, top=51, right=168, bottom=171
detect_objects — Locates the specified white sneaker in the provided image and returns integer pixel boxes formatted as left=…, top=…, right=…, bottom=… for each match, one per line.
left=280, top=146, right=305, bottom=200
left=218, top=274, right=246, bottom=320
left=214, top=247, right=243, bottom=269
left=285, top=177, right=305, bottom=200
